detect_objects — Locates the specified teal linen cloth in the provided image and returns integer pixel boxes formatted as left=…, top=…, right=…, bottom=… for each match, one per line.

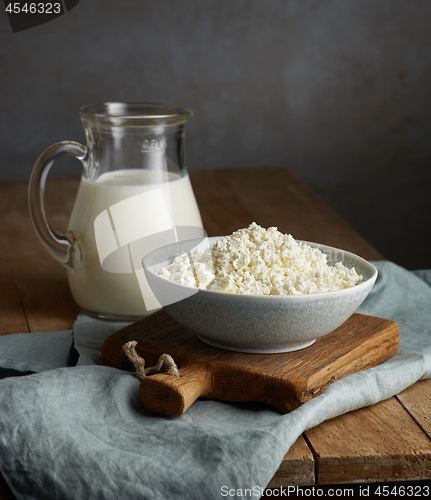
left=0, top=261, right=430, bottom=499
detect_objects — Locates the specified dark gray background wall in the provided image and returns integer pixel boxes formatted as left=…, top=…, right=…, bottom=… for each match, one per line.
left=1, top=0, right=430, bottom=269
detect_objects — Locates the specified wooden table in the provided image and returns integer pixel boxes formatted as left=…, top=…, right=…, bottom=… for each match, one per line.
left=0, top=167, right=430, bottom=496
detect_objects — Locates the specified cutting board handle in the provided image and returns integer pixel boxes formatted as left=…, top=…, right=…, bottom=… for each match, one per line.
left=138, top=364, right=212, bottom=416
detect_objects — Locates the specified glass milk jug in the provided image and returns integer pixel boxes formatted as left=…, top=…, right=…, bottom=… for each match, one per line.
left=28, top=102, right=204, bottom=320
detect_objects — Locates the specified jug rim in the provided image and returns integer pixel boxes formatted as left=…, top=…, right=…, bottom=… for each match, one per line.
left=80, top=101, right=193, bottom=126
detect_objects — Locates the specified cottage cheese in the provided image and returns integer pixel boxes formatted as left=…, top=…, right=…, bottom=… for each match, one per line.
left=156, top=223, right=363, bottom=295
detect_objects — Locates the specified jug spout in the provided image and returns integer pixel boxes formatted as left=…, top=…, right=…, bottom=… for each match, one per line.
left=80, top=101, right=193, bottom=180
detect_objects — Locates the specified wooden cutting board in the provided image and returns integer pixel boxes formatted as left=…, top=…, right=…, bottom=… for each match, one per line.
left=102, top=309, right=399, bottom=416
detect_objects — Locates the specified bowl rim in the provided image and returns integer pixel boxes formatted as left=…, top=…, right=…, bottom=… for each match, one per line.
left=143, top=236, right=378, bottom=301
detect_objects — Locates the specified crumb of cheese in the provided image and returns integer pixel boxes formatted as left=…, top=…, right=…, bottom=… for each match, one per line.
left=156, top=223, right=363, bottom=295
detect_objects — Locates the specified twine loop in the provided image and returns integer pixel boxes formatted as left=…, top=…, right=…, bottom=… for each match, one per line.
left=122, top=341, right=180, bottom=379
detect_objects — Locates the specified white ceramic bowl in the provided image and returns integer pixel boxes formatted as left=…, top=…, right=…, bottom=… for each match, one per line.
left=143, top=237, right=378, bottom=353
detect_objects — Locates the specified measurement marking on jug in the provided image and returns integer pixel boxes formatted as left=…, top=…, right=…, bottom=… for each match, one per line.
left=141, top=139, right=163, bottom=151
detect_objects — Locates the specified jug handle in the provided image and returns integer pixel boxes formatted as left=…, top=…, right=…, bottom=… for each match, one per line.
left=28, top=141, right=88, bottom=268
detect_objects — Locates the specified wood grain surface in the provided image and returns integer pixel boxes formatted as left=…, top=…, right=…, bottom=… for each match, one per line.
left=305, top=396, right=431, bottom=484
left=1, top=167, right=430, bottom=493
